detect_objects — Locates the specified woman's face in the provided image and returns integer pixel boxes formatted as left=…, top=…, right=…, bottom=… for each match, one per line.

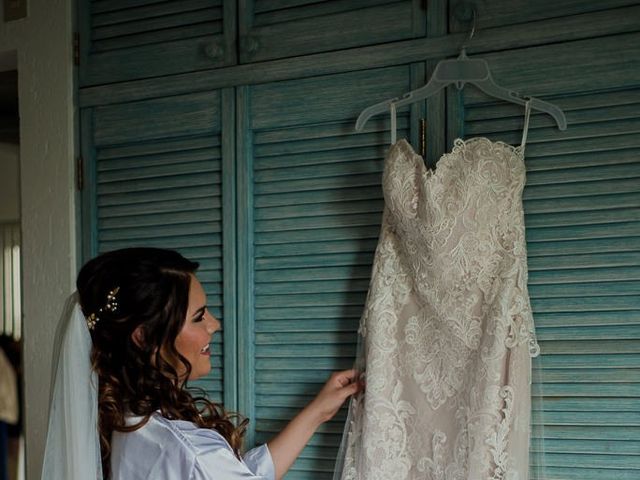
left=174, top=274, right=221, bottom=381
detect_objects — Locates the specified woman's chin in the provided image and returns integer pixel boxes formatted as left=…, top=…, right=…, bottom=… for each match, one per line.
left=190, top=365, right=212, bottom=381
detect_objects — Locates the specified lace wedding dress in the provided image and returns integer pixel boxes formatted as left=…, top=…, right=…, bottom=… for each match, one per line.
left=334, top=102, right=540, bottom=480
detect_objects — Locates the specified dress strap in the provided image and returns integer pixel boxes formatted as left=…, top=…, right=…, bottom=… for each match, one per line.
left=390, top=102, right=397, bottom=145
left=520, top=98, right=532, bottom=150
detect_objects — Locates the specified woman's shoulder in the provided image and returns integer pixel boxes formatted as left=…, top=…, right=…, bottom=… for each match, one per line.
left=120, top=412, right=234, bottom=455
left=149, top=413, right=234, bottom=453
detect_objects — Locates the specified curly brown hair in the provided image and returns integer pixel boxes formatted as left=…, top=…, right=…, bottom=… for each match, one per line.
left=76, top=247, right=247, bottom=477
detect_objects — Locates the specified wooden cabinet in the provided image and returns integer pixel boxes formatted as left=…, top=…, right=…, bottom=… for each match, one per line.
left=78, top=2, right=640, bottom=478
left=79, top=0, right=426, bottom=86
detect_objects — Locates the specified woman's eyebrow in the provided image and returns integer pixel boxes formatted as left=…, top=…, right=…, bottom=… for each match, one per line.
left=191, top=306, right=206, bottom=319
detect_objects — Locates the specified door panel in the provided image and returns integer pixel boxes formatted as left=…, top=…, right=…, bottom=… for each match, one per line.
left=455, top=34, right=640, bottom=480
left=80, top=0, right=237, bottom=86
left=81, top=89, right=236, bottom=406
left=238, top=64, right=425, bottom=478
left=239, top=0, right=426, bottom=63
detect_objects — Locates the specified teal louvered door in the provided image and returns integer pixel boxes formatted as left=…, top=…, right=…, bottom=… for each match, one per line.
left=238, top=0, right=426, bottom=63
left=79, top=0, right=237, bottom=86
left=81, top=89, right=236, bottom=406
left=237, top=65, right=425, bottom=479
left=456, top=32, right=640, bottom=480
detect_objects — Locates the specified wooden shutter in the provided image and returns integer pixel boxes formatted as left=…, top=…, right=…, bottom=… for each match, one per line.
left=238, top=0, right=426, bottom=63
left=238, top=65, right=424, bottom=478
left=79, top=0, right=236, bottom=86
left=457, top=33, right=640, bottom=480
left=82, top=89, right=235, bottom=405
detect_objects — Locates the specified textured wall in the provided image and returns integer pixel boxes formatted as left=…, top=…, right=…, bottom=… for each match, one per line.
left=0, top=1, right=75, bottom=479
left=0, top=142, right=19, bottom=222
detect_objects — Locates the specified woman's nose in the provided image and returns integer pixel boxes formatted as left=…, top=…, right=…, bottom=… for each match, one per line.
left=207, top=314, right=221, bottom=334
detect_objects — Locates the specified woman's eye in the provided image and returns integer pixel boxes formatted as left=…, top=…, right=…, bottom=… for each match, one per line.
left=194, top=310, right=206, bottom=322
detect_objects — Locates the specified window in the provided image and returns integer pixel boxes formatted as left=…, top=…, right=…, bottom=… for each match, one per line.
left=0, top=222, right=21, bottom=340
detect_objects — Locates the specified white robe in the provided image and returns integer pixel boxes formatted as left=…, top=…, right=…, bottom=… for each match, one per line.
left=111, top=413, right=275, bottom=480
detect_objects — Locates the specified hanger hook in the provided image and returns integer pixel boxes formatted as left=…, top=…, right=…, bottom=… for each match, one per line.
left=468, top=7, right=477, bottom=43
left=459, top=4, right=478, bottom=54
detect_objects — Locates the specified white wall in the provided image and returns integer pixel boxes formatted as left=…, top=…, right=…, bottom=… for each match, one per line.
left=0, top=1, right=75, bottom=479
left=0, top=142, right=19, bottom=222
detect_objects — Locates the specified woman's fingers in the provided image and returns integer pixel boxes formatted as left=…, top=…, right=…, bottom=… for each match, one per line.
left=333, top=369, right=365, bottom=398
left=345, top=379, right=363, bottom=397
left=307, top=369, right=366, bottom=424
left=333, top=369, right=359, bottom=387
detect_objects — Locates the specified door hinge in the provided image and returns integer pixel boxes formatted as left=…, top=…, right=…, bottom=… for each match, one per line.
left=73, top=32, right=80, bottom=66
left=76, top=155, right=84, bottom=191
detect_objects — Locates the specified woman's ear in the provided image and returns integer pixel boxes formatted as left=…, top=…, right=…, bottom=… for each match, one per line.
left=131, top=325, right=145, bottom=348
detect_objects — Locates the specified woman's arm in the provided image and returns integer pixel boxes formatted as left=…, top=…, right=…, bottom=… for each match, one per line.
left=266, top=369, right=363, bottom=480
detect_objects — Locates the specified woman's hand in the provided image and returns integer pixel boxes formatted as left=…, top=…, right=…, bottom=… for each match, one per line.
left=267, top=369, right=364, bottom=480
left=307, top=369, right=365, bottom=424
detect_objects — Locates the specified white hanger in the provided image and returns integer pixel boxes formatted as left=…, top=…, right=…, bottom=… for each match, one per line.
left=355, top=10, right=567, bottom=132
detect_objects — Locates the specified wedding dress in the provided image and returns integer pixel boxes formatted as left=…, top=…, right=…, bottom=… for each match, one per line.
left=335, top=103, right=540, bottom=480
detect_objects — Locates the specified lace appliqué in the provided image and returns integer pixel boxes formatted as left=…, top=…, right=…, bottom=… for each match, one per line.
left=336, top=138, right=539, bottom=480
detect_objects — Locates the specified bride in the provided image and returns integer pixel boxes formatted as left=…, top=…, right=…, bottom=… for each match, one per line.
left=41, top=247, right=363, bottom=479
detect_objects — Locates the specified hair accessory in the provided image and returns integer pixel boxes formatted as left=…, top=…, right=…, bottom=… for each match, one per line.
left=86, top=286, right=120, bottom=330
